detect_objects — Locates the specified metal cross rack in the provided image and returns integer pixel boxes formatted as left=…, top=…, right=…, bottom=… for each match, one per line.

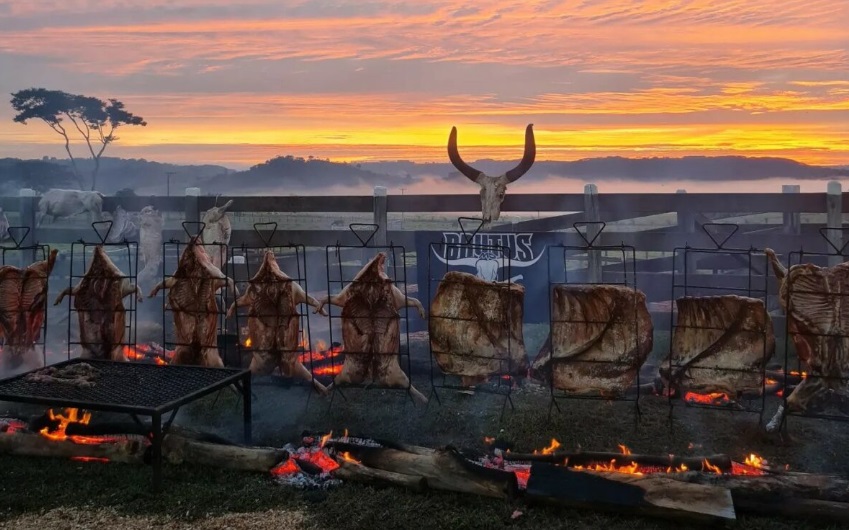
left=322, top=223, right=423, bottom=407
left=426, top=217, right=520, bottom=419
left=63, top=221, right=140, bottom=363
left=1, top=226, right=54, bottom=369
left=770, top=227, right=849, bottom=432
left=665, top=223, right=772, bottom=424
left=228, top=222, right=322, bottom=398
left=544, top=222, right=644, bottom=426
left=0, top=357, right=251, bottom=491
left=158, top=221, right=233, bottom=368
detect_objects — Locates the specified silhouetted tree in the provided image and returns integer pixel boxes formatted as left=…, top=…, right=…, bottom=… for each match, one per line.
left=10, top=88, right=147, bottom=191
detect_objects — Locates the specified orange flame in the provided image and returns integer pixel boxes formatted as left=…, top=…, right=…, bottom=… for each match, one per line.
left=702, top=459, right=723, bottom=475
left=618, top=444, right=632, bottom=456
left=339, top=452, right=361, bottom=464
left=245, top=337, right=252, bottom=348
left=71, top=456, right=109, bottom=463
left=320, top=431, right=332, bottom=449
left=270, top=458, right=301, bottom=476
left=744, top=453, right=767, bottom=469
left=484, top=436, right=495, bottom=444
left=574, top=459, right=643, bottom=476
left=534, top=438, right=561, bottom=455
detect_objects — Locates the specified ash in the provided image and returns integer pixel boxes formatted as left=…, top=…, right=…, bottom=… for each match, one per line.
left=273, top=470, right=342, bottom=491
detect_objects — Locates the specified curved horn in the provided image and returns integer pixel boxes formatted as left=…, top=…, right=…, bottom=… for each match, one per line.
left=504, top=123, right=536, bottom=183
left=447, top=126, right=482, bottom=182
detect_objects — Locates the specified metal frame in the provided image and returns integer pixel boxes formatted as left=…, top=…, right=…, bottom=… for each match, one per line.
left=1, top=226, right=52, bottom=368
left=323, top=223, right=418, bottom=406
left=159, top=222, right=232, bottom=367
left=426, top=217, right=517, bottom=416
left=545, top=222, right=643, bottom=423
left=666, top=223, right=771, bottom=422
left=64, top=221, right=140, bottom=362
left=0, top=357, right=251, bottom=491
left=775, top=227, right=849, bottom=430
left=228, top=222, right=320, bottom=392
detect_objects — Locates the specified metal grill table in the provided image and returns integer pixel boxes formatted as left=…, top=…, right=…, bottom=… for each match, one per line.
left=0, top=358, right=252, bottom=491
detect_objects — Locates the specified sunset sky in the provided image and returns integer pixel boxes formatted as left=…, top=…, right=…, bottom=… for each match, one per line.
left=0, top=0, right=847, bottom=169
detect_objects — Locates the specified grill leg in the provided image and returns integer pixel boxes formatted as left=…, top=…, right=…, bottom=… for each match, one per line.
left=242, top=375, right=252, bottom=445
left=152, top=412, right=162, bottom=492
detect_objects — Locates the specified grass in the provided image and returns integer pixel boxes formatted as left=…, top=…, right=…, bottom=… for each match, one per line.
left=3, top=336, right=849, bottom=529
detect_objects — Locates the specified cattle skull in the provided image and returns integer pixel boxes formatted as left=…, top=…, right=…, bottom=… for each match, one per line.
left=448, top=123, right=536, bottom=227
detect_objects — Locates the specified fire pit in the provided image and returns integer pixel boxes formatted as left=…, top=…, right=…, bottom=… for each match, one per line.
left=0, top=357, right=251, bottom=490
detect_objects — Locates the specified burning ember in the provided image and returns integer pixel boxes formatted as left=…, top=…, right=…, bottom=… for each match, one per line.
left=123, top=343, right=173, bottom=365
left=269, top=430, right=366, bottom=490
left=38, top=408, right=120, bottom=446
left=240, top=334, right=345, bottom=377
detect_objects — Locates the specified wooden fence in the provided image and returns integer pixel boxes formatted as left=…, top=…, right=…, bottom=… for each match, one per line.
left=1, top=182, right=846, bottom=332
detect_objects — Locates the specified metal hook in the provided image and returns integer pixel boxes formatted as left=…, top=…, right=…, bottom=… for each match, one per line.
left=91, top=220, right=114, bottom=244
left=5, top=226, right=30, bottom=249
left=349, top=223, right=379, bottom=247
left=182, top=221, right=207, bottom=238
left=818, top=227, right=849, bottom=255
left=458, top=217, right=484, bottom=244
left=701, top=223, right=738, bottom=249
left=573, top=221, right=606, bottom=247
left=253, top=222, right=278, bottom=247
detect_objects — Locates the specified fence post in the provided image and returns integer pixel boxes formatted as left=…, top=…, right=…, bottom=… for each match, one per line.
left=19, top=188, right=38, bottom=263
left=185, top=187, right=201, bottom=236
left=676, top=189, right=696, bottom=274
left=827, top=181, right=843, bottom=266
left=373, top=186, right=388, bottom=246
left=583, top=183, right=601, bottom=283
left=782, top=184, right=801, bottom=235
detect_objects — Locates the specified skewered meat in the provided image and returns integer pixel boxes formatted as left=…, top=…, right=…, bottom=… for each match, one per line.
left=53, top=245, right=143, bottom=361
left=138, top=206, right=163, bottom=291
left=531, top=284, right=653, bottom=397
left=149, top=236, right=236, bottom=367
left=429, top=271, right=527, bottom=387
left=765, top=249, right=849, bottom=431
left=226, top=250, right=328, bottom=394
left=660, top=295, right=774, bottom=398
left=316, top=252, right=428, bottom=404
left=200, top=199, right=233, bottom=270
left=0, top=249, right=58, bottom=371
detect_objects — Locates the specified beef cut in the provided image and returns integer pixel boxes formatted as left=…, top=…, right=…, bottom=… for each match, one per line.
left=429, top=271, right=527, bottom=387
left=765, top=248, right=849, bottom=431
left=0, top=249, right=58, bottom=371
left=54, top=245, right=143, bottom=361
left=531, top=284, right=653, bottom=397
left=149, top=236, right=236, bottom=367
left=226, top=250, right=328, bottom=394
left=660, top=295, right=774, bottom=398
left=317, top=252, right=428, bottom=404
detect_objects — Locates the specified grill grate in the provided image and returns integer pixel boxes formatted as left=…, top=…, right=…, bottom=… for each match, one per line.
left=0, top=358, right=243, bottom=411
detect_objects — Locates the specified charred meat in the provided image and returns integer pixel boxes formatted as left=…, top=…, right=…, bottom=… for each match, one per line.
left=54, top=245, right=143, bottom=361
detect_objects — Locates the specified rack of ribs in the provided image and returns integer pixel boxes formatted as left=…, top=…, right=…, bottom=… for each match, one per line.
left=316, top=252, right=428, bottom=404
left=531, top=284, right=653, bottom=398
left=54, top=245, right=143, bottom=361
left=0, top=249, right=58, bottom=371
left=429, top=271, right=527, bottom=387
left=226, top=250, right=328, bottom=394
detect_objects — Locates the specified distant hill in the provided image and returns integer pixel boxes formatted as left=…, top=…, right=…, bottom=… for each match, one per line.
left=0, top=155, right=845, bottom=197
left=360, top=155, right=849, bottom=182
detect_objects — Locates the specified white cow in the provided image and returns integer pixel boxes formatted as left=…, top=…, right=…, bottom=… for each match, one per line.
left=35, top=189, right=104, bottom=227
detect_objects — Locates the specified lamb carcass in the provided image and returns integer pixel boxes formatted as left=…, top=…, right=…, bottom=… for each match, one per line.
left=0, top=249, right=58, bottom=371
left=531, top=284, right=653, bottom=397
left=149, top=236, right=236, bottom=367
left=200, top=199, right=233, bottom=270
left=226, top=250, right=328, bottom=394
left=660, top=295, right=774, bottom=399
left=316, top=252, right=428, bottom=404
left=53, top=245, right=143, bottom=361
left=429, top=271, right=527, bottom=387
left=138, top=206, right=163, bottom=291
left=765, top=248, right=849, bottom=431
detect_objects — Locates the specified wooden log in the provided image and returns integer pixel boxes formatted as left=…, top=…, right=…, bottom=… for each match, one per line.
left=526, top=462, right=736, bottom=525
left=503, top=451, right=733, bottom=473
left=0, top=430, right=147, bottom=464
left=327, top=442, right=517, bottom=499
left=161, top=434, right=287, bottom=472
left=331, top=458, right=427, bottom=492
